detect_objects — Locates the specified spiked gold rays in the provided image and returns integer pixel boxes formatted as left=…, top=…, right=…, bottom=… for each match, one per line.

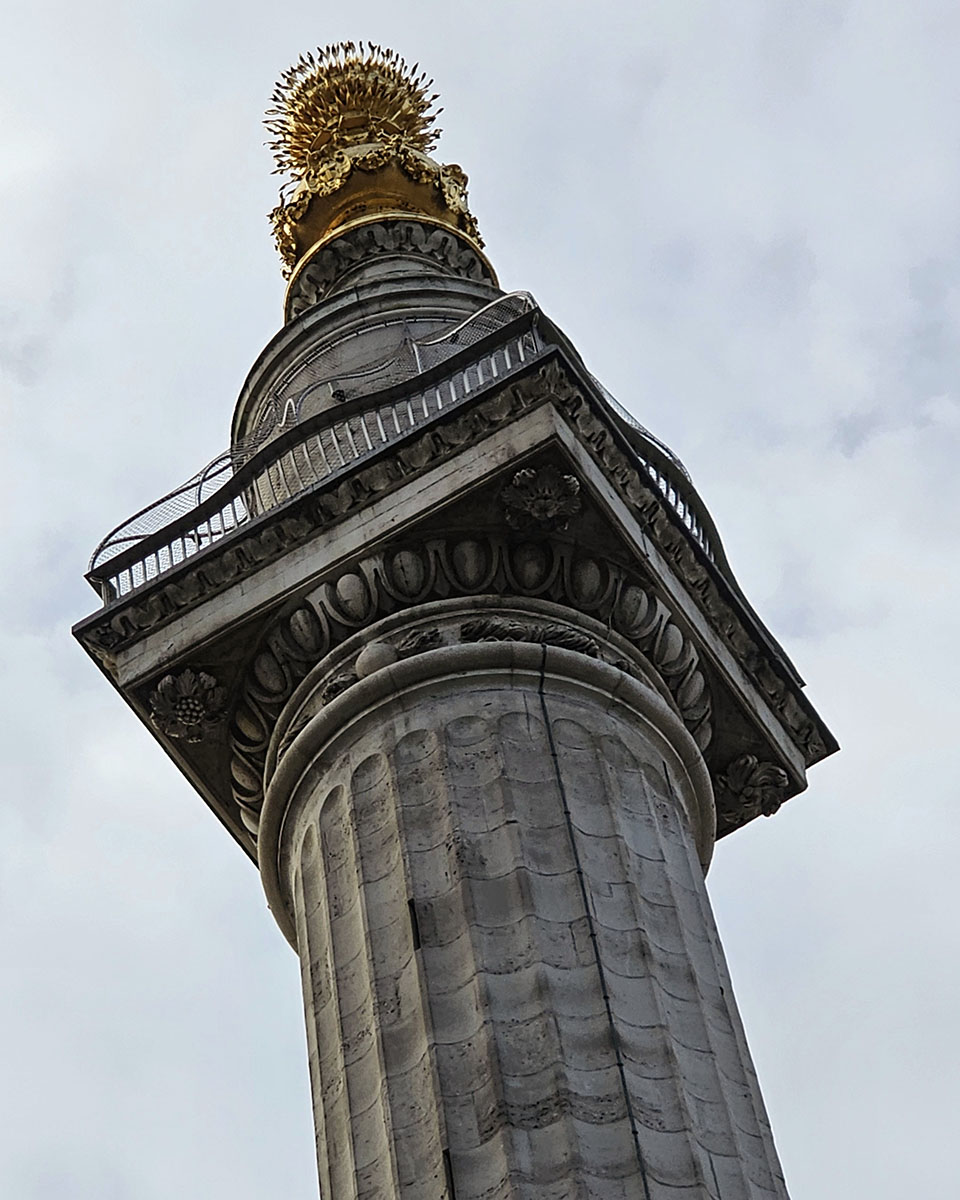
left=264, top=43, right=485, bottom=283
left=265, top=42, right=442, bottom=194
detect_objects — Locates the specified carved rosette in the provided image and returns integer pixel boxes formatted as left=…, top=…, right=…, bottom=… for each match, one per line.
left=500, top=465, right=582, bottom=532
left=717, top=754, right=789, bottom=821
left=149, top=669, right=225, bottom=743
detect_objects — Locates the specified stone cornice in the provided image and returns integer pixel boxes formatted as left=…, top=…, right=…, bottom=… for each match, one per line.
left=75, top=351, right=835, bottom=813
left=75, top=356, right=559, bottom=661
left=549, top=377, right=834, bottom=771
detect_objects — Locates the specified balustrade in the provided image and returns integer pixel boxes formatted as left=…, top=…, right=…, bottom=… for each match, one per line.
left=88, top=304, right=722, bottom=603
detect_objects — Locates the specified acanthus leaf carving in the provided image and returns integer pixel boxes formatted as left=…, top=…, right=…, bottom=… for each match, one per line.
left=227, top=534, right=714, bottom=830
left=500, top=466, right=582, bottom=533
left=394, top=627, right=443, bottom=657
left=459, top=617, right=600, bottom=658
left=318, top=669, right=359, bottom=705
left=717, top=754, right=789, bottom=820
left=149, top=668, right=226, bottom=744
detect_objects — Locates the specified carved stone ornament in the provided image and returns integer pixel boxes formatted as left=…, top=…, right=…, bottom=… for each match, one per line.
left=287, top=220, right=495, bottom=317
left=318, top=669, right=359, bottom=705
left=79, top=355, right=830, bottom=773
left=227, top=535, right=713, bottom=829
left=500, top=465, right=582, bottom=532
left=717, top=754, right=789, bottom=820
left=268, top=141, right=482, bottom=278
left=394, top=627, right=442, bottom=656
left=148, top=668, right=225, bottom=743
left=460, top=617, right=600, bottom=658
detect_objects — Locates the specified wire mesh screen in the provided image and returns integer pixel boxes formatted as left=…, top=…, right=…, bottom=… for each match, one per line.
left=90, top=293, right=535, bottom=573
left=233, top=292, right=537, bottom=467
left=87, top=291, right=723, bottom=605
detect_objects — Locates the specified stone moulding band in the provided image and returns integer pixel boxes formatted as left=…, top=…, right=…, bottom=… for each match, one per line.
left=285, top=217, right=497, bottom=319
left=228, top=540, right=714, bottom=830
left=259, top=639, right=717, bottom=948
left=76, top=353, right=832, bottom=787
left=263, top=599, right=689, bottom=789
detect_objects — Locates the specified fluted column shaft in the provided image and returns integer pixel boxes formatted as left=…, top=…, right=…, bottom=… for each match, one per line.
left=259, top=626, right=788, bottom=1200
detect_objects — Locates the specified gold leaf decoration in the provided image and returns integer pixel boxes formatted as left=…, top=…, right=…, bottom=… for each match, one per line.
left=265, top=41, right=442, bottom=198
left=263, top=43, right=483, bottom=279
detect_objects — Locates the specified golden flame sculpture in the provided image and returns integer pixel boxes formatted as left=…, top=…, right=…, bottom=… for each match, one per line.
left=266, top=43, right=482, bottom=279
left=266, top=43, right=442, bottom=189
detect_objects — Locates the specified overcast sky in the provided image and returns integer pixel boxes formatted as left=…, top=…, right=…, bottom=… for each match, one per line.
left=3, top=2, right=959, bottom=1197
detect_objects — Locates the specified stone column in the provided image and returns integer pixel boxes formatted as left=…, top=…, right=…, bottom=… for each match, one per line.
left=258, top=604, right=789, bottom=1200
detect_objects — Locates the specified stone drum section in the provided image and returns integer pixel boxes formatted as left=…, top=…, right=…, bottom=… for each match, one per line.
left=262, top=640, right=788, bottom=1199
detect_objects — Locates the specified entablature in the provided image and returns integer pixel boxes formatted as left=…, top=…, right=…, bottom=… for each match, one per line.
left=75, top=322, right=837, bottom=860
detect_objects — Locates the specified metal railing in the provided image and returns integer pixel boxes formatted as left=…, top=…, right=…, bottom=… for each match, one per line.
left=233, top=291, right=537, bottom=466
left=585, top=374, right=720, bottom=564
left=635, top=442, right=718, bottom=565
left=87, top=300, right=725, bottom=604
left=90, top=320, right=543, bottom=600
left=90, top=293, right=537, bottom=576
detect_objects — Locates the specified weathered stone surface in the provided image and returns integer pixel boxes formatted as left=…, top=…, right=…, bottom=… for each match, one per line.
left=285, top=220, right=496, bottom=319
left=75, top=246, right=835, bottom=1200
left=261, top=638, right=788, bottom=1198
left=76, top=359, right=834, bottom=849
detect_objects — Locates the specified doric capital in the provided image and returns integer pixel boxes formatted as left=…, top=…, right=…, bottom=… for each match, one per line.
left=76, top=323, right=835, bottom=860
left=259, top=631, right=716, bottom=945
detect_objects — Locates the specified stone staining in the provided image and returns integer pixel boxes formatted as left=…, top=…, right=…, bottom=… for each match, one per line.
left=74, top=40, right=837, bottom=1200
left=500, top=465, right=582, bottom=532
left=227, top=540, right=714, bottom=829
left=265, top=644, right=787, bottom=1197
left=147, top=668, right=225, bottom=743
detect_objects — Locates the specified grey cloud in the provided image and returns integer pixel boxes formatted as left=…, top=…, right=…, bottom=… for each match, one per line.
left=2, top=4, right=959, bottom=1198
